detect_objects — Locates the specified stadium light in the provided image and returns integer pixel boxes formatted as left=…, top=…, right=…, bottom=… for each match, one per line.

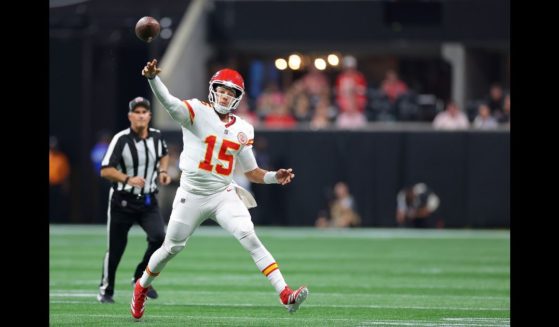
left=160, top=17, right=172, bottom=28
left=160, top=28, right=173, bottom=39
left=327, top=54, right=339, bottom=66
left=275, top=58, right=288, bottom=70
left=288, top=54, right=301, bottom=70
left=314, top=58, right=327, bottom=70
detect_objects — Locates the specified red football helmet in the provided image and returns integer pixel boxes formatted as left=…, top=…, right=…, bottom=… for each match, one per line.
left=208, top=68, right=245, bottom=114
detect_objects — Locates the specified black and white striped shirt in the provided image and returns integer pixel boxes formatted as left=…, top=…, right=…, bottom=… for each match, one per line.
left=101, top=127, right=168, bottom=195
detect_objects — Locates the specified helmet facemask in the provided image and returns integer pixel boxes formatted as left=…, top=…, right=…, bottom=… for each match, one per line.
left=209, top=82, right=244, bottom=114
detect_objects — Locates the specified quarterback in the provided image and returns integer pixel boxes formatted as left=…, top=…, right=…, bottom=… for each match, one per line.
left=130, top=59, right=308, bottom=320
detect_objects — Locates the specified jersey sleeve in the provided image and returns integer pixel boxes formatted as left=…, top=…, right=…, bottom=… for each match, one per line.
left=148, top=76, right=192, bottom=127
left=245, top=124, right=255, bottom=149
left=236, top=124, right=257, bottom=172
left=237, top=146, right=258, bottom=172
left=182, top=99, right=197, bottom=126
left=101, top=134, right=125, bottom=169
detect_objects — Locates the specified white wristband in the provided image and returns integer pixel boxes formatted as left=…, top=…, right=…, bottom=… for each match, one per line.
left=263, top=171, right=278, bottom=184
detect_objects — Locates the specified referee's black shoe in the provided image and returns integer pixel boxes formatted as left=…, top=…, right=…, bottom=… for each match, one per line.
left=131, top=278, right=159, bottom=299
left=97, top=293, right=115, bottom=304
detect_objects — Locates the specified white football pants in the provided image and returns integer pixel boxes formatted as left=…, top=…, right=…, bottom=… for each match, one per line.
left=144, top=186, right=280, bottom=283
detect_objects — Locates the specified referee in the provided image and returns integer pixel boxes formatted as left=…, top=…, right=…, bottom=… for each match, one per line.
left=97, top=96, right=171, bottom=303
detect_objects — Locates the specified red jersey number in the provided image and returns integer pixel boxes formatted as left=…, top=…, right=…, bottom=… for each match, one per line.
left=198, top=135, right=241, bottom=176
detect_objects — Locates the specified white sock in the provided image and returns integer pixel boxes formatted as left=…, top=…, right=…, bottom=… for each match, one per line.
left=239, top=232, right=288, bottom=294
left=264, top=264, right=288, bottom=293
left=139, top=247, right=177, bottom=287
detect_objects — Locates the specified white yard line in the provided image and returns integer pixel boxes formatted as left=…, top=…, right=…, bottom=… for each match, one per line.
left=50, top=293, right=97, bottom=297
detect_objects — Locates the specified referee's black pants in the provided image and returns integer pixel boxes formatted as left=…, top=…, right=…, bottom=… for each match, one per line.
left=99, top=192, right=165, bottom=297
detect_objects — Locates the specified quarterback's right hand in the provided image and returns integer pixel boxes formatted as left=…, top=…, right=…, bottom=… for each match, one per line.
left=276, top=168, right=295, bottom=185
left=142, top=59, right=162, bottom=79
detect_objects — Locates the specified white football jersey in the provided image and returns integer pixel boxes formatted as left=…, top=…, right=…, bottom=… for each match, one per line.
left=178, top=98, right=256, bottom=195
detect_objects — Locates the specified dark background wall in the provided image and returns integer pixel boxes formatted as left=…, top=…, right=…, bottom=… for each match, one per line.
left=209, top=0, right=509, bottom=51
left=163, top=130, right=510, bottom=228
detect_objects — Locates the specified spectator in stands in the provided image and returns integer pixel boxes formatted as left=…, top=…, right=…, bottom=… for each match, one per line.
left=336, top=95, right=367, bottom=129
left=315, top=182, right=361, bottom=228
left=432, top=101, right=470, bottom=130
left=381, top=69, right=408, bottom=104
left=235, top=97, right=259, bottom=126
left=335, top=55, right=367, bottom=114
left=497, top=93, right=510, bottom=125
left=472, top=103, right=498, bottom=129
left=292, top=93, right=312, bottom=122
left=255, top=82, right=285, bottom=120
left=284, top=80, right=305, bottom=109
left=301, top=65, right=330, bottom=107
left=49, top=136, right=71, bottom=222
left=396, top=183, right=440, bottom=228
left=310, top=98, right=333, bottom=130
left=486, top=83, right=505, bottom=117
left=264, top=103, right=297, bottom=128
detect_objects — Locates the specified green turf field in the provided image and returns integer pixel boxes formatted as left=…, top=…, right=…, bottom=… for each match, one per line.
left=50, top=225, right=510, bottom=326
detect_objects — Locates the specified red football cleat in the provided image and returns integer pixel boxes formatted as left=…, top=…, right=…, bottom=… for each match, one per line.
left=130, top=280, right=149, bottom=320
left=280, top=285, right=309, bottom=313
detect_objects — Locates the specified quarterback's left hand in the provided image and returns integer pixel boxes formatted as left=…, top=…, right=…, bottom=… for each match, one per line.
left=276, top=168, right=295, bottom=185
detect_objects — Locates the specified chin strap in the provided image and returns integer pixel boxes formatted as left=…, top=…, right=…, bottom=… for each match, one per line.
left=214, top=104, right=230, bottom=115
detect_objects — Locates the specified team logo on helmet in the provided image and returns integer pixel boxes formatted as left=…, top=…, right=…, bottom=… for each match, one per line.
left=237, top=132, right=248, bottom=145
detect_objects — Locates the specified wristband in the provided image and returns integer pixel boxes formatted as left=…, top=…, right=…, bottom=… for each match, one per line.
left=124, top=176, right=130, bottom=185
left=263, top=171, right=278, bottom=184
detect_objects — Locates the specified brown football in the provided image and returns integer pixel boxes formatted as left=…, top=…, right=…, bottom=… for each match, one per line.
left=135, top=16, right=160, bottom=43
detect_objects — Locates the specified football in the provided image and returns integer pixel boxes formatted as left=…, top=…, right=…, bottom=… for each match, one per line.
left=135, top=16, right=160, bottom=43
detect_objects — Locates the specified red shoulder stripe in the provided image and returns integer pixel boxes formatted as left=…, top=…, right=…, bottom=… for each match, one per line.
left=183, top=100, right=195, bottom=125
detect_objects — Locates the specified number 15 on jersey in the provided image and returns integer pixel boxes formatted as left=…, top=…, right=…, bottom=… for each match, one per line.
left=198, top=135, right=240, bottom=176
